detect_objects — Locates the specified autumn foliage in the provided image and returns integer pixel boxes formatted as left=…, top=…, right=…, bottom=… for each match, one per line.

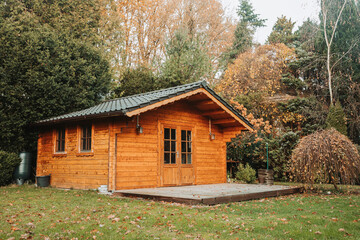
left=290, top=129, right=360, bottom=188
left=218, top=43, right=296, bottom=98
left=116, top=0, right=235, bottom=73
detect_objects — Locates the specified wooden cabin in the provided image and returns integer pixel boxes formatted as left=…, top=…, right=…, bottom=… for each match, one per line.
left=36, top=81, right=253, bottom=191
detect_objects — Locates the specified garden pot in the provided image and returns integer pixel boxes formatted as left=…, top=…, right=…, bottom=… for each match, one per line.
left=258, top=169, right=274, bottom=185
left=36, top=175, right=51, bottom=187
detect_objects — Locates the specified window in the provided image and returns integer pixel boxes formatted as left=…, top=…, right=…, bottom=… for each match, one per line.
left=56, top=128, right=66, bottom=152
left=181, top=130, right=192, bottom=164
left=80, top=125, right=92, bottom=151
left=164, top=128, right=176, bottom=164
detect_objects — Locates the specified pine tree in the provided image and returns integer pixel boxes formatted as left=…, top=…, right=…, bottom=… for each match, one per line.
left=222, top=0, right=266, bottom=65
left=161, top=28, right=210, bottom=87
left=267, top=16, right=296, bottom=45
left=326, top=102, right=348, bottom=135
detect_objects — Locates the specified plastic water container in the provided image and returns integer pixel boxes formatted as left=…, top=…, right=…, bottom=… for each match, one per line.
left=14, top=152, right=32, bottom=185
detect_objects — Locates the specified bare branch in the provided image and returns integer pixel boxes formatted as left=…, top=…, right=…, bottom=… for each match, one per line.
left=331, top=38, right=360, bottom=71
left=329, top=0, right=348, bottom=46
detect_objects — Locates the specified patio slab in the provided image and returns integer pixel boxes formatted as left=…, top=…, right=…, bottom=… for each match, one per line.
left=115, top=183, right=302, bottom=205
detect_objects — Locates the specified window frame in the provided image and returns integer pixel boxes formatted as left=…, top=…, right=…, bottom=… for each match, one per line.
left=54, top=127, right=67, bottom=154
left=163, top=127, right=177, bottom=164
left=78, top=124, right=93, bottom=153
left=181, top=130, right=192, bottom=165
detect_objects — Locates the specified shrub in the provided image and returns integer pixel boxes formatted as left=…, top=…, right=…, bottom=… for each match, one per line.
left=326, top=102, right=347, bottom=136
left=235, top=163, right=256, bottom=184
left=290, top=129, right=360, bottom=189
left=269, top=131, right=299, bottom=181
left=0, top=151, right=21, bottom=186
left=228, top=131, right=299, bottom=181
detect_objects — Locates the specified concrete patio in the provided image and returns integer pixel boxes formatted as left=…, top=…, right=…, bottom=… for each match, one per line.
left=115, top=183, right=302, bottom=205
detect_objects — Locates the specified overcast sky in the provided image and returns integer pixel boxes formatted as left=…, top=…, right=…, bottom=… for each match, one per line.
left=220, top=0, right=320, bottom=44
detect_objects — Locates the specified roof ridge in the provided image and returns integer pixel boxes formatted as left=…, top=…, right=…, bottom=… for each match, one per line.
left=102, top=80, right=206, bottom=104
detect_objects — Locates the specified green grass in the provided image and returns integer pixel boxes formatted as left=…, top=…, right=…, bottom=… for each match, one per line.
left=273, top=181, right=360, bottom=194
left=0, top=184, right=359, bottom=239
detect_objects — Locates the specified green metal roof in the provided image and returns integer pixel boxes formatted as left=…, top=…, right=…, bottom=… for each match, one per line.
left=37, top=81, right=253, bottom=128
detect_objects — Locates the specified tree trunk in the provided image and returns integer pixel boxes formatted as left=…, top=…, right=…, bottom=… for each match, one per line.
left=327, top=46, right=333, bottom=106
left=322, top=0, right=348, bottom=107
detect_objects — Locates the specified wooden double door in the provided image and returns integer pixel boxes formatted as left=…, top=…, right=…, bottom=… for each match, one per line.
left=161, top=125, right=194, bottom=186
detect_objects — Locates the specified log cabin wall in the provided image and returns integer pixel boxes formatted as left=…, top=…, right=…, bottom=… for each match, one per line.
left=37, top=100, right=231, bottom=190
left=36, top=120, right=110, bottom=189
left=111, top=100, right=226, bottom=190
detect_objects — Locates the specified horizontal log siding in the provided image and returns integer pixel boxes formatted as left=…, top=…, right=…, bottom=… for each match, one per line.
left=114, top=101, right=226, bottom=190
left=36, top=120, right=109, bottom=189
left=37, top=100, right=239, bottom=190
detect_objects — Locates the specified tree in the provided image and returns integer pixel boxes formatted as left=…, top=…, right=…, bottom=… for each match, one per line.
left=218, top=44, right=296, bottom=99
left=160, top=28, right=211, bottom=87
left=222, top=0, right=266, bottom=64
left=320, top=0, right=359, bottom=106
left=326, top=101, right=347, bottom=135
left=277, top=97, right=327, bottom=135
left=0, top=1, right=111, bottom=152
left=110, top=67, right=161, bottom=97
left=267, top=16, right=296, bottom=45
left=19, top=0, right=103, bottom=45
left=290, top=129, right=360, bottom=189
left=116, top=0, right=234, bottom=74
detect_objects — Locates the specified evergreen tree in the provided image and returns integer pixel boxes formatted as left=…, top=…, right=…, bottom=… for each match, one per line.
left=326, top=102, right=348, bottom=135
left=0, top=0, right=112, bottom=152
left=267, top=16, right=296, bottom=45
left=111, top=67, right=161, bottom=98
left=222, top=0, right=266, bottom=64
left=161, top=28, right=210, bottom=87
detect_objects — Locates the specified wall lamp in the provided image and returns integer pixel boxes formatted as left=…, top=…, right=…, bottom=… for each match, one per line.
left=136, top=115, right=143, bottom=134
left=209, top=118, right=215, bottom=140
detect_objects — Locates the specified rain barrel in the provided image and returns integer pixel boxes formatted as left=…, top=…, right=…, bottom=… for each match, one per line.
left=14, top=152, right=32, bottom=185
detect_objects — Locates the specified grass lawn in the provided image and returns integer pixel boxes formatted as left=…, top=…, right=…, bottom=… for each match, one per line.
left=0, top=184, right=359, bottom=239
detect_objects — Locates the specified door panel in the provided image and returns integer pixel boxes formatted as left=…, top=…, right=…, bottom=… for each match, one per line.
left=163, top=167, right=178, bottom=186
left=180, top=167, right=194, bottom=185
left=179, top=129, right=194, bottom=185
left=162, top=127, right=178, bottom=186
left=161, top=125, right=194, bottom=186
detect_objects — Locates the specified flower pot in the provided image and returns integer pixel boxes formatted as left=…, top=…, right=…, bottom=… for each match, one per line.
left=258, top=169, right=274, bottom=185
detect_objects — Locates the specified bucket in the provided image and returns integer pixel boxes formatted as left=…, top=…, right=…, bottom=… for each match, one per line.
left=36, top=175, right=51, bottom=187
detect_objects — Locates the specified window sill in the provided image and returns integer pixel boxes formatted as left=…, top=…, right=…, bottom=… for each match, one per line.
left=53, top=153, right=67, bottom=157
left=76, top=152, right=94, bottom=157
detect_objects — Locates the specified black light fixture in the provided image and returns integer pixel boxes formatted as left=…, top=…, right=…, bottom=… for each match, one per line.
left=136, top=115, right=143, bottom=134
left=209, top=118, right=215, bottom=140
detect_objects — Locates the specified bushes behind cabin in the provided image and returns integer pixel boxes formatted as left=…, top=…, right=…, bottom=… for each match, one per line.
left=0, top=151, right=21, bottom=186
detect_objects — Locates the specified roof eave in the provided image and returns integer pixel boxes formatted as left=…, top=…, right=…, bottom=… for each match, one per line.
left=34, top=110, right=126, bottom=126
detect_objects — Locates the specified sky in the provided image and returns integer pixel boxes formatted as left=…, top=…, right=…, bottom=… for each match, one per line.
left=220, top=0, right=320, bottom=44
